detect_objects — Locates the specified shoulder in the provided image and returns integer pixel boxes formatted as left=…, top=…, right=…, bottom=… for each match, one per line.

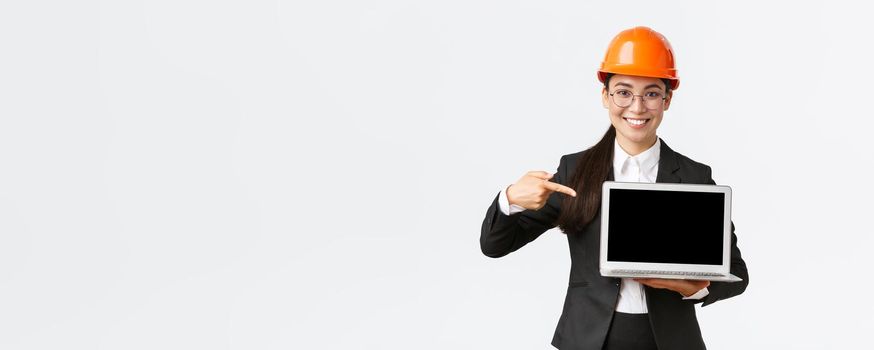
left=559, top=149, right=587, bottom=165
left=662, top=140, right=714, bottom=183
left=544, top=150, right=587, bottom=186
left=557, top=149, right=587, bottom=174
left=674, top=148, right=711, bottom=172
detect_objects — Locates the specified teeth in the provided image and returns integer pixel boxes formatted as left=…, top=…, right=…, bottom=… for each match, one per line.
left=625, top=118, right=648, bottom=125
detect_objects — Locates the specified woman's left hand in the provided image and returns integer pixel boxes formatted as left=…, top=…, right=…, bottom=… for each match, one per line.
left=633, top=278, right=710, bottom=297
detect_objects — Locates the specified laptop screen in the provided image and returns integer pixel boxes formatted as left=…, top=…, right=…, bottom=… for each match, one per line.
left=607, top=188, right=725, bottom=265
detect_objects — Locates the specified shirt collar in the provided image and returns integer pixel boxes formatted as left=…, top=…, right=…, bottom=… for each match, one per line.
left=613, top=137, right=661, bottom=172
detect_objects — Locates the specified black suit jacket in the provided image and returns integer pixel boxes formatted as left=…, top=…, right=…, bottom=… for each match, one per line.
left=480, top=139, right=749, bottom=350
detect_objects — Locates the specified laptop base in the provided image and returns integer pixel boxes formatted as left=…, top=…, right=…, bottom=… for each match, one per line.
left=601, top=269, right=743, bottom=283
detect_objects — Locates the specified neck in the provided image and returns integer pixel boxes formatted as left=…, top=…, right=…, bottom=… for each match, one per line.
left=616, top=135, right=657, bottom=156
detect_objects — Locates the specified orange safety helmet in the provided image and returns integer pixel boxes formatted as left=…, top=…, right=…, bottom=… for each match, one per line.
left=597, top=26, right=679, bottom=90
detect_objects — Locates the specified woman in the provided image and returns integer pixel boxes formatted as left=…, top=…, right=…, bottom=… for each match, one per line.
left=480, top=27, right=749, bottom=350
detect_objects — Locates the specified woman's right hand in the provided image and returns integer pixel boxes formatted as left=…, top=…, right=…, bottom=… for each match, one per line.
left=506, top=171, right=577, bottom=210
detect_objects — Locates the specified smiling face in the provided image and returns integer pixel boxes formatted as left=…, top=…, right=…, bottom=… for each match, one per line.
left=601, top=74, right=673, bottom=155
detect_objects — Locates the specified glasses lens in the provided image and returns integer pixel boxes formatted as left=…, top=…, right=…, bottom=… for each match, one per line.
left=612, top=92, right=632, bottom=107
left=644, top=94, right=664, bottom=109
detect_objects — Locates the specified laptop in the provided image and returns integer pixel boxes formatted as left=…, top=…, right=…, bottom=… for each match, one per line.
left=599, top=181, right=742, bottom=282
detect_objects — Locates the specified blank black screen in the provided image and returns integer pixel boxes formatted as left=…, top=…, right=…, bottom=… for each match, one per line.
left=607, top=188, right=724, bottom=265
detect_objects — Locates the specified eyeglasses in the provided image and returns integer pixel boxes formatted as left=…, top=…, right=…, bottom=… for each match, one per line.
left=608, top=89, right=667, bottom=109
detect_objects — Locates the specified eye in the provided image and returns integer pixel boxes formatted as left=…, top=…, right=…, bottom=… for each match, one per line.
left=645, top=91, right=663, bottom=99
left=615, top=90, right=632, bottom=97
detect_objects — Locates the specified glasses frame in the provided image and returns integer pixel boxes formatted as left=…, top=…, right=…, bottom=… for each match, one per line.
left=608, top=89, right=667, bottom=109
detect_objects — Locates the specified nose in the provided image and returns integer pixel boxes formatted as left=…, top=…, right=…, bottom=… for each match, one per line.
left=628, top=95, right=647, bottom=114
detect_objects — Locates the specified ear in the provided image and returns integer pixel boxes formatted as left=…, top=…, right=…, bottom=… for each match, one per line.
left=602, top=87, right=609, bottom=109
left=663, top=91, right=672, bottom=111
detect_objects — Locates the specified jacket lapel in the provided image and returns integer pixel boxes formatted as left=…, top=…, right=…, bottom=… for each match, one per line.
left=655, top=138, right=682, bottom=184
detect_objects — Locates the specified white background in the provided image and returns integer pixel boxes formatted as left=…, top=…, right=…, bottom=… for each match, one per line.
left=1, top=0, right=872, bottom=349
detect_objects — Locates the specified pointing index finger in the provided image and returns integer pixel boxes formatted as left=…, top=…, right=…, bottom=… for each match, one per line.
left=544, top=181, right=577, bottom=197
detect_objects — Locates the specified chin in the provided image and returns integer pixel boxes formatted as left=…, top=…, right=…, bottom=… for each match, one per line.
left=618, top=130, right=654, bottom=143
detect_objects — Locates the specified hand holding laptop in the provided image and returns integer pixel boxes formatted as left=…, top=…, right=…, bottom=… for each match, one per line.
left=634, top=278, right=711, bottom=297
left=507, top=171, right=577, bottom=210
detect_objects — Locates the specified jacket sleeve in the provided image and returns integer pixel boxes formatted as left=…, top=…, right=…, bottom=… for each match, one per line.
left=479, top=156, right=568, bottom=258
left=699, top=166, right=750, bottom=307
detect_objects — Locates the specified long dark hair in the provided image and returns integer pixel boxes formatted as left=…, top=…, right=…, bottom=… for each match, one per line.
left=556, top=74, right=672, bottom=233
left=556, top=125, right=615, bottom=233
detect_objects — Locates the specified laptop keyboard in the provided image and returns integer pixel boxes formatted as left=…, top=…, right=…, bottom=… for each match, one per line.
left=612, top=269, right=724, bottom=277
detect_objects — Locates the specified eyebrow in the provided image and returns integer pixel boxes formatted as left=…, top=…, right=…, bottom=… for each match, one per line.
left=612, top=82, right=665, bottom=91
